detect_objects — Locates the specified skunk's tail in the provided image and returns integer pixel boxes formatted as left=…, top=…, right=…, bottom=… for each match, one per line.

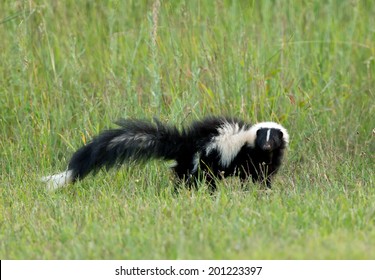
left=42, top=119, right=183, bottom=190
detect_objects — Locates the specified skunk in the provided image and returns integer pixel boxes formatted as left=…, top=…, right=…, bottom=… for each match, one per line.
left=42, top=116, right=289, bottom=191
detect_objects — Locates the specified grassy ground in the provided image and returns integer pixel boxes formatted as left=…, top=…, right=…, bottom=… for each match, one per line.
left=1, top=0, right=374, bottom=259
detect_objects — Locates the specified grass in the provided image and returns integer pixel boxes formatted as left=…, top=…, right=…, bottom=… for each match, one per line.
left=0, top=0, right=374, bottom=259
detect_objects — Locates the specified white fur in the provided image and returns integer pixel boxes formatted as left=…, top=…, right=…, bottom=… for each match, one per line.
left=41, top=170, right=73, bottom=191
left=206, top=121, right=289, bottom=167
left=108, top=133, right=155, bottom=149
left=266, top=129, right=271, bottom=142
left=192, top=152, right=201, bottom=173
left=205, top=122, right=255, bottom=167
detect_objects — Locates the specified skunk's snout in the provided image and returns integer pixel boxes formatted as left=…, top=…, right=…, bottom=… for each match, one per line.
left=263, top=143, right=272, bottom=151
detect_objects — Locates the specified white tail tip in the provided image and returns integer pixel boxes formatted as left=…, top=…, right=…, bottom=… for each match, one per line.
left=41, top=170, right=73, bottom=191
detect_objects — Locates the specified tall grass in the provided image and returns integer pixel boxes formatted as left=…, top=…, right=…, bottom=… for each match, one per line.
left=0, top=0, right=374, bottom=259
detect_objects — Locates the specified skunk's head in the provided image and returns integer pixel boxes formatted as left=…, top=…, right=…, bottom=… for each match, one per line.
left=249, top=122, right=289, bottom=152
left=255, top=128, right=285, bottom=151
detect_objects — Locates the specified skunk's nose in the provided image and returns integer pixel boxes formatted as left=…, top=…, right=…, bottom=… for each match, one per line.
left=263, top=143, right=272, bottom=151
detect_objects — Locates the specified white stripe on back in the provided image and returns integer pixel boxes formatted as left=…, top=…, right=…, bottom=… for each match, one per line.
left=205, top=122, right=256, bottom=167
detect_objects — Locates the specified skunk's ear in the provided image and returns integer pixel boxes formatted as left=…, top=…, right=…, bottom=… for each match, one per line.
left=256, top=129, right=262, bottom=136
left=278, top=130, right=284, bottom=140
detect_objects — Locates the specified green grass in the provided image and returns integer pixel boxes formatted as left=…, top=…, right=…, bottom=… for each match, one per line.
left=1, top=0, right=374, bottom=259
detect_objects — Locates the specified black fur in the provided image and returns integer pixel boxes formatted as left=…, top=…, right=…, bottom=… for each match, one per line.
left=55, top=117, right=289, bottom=190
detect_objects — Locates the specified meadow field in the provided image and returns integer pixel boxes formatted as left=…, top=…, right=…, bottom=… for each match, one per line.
left=0, top=0, right=374, bottom=259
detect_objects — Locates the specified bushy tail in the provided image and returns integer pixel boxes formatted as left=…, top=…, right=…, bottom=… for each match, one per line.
left=42, top=119, right=183, bottom=190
